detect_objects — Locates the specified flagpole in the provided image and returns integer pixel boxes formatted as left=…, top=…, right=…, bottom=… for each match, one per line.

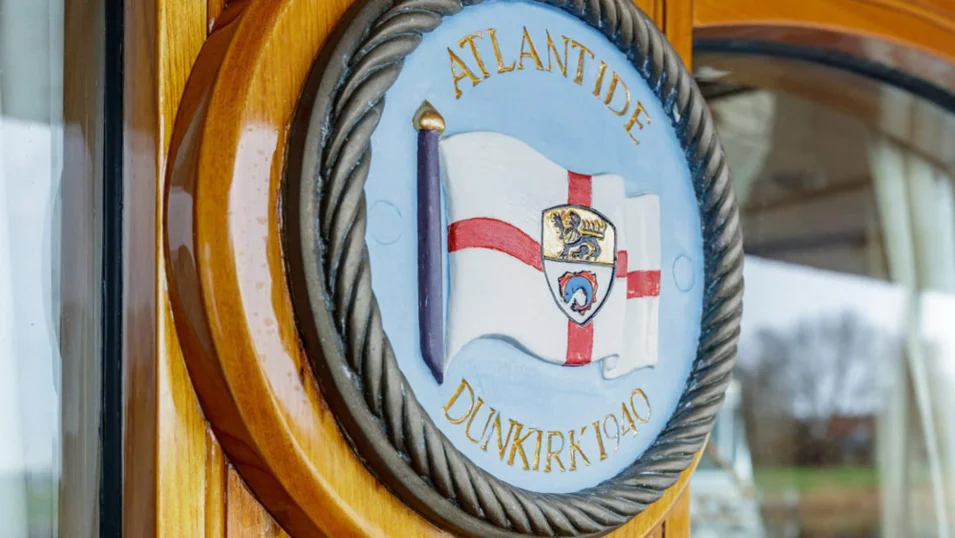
left=413, top=101, right=446, bottom=383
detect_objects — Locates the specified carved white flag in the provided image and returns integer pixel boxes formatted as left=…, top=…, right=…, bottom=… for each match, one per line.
left=440, top=131, right=660, bottom=379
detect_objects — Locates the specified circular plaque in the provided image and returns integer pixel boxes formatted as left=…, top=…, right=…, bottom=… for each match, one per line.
left=284, top=0, right=742, bottom=536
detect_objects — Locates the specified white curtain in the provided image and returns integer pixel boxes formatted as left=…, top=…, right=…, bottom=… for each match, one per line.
left=868, top=130, right=955, bottom=538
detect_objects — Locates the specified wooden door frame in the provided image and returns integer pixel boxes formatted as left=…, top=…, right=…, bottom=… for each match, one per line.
left=60, top=0, right=124, bottom=536
left=694, top=0, right=955, bottom=100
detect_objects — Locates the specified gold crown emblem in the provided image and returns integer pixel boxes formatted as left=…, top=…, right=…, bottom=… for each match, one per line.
left=577, top=215, right=608, bottom=238
left=542, top=206, right=616, bottom=266
left=557, top=210, right=608, bottom=240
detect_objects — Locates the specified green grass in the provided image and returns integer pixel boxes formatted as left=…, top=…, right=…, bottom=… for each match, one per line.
left=0, top=474, right=57, bottom=534
left=754, top=465, right=880, bottom=494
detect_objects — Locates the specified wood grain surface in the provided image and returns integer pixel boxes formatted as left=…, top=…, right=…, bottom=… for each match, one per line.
left=157, top=0, right=697, bottom=536
left=695, top=0, right=955, bottom=93
left=661, top=485, right=691, bottom=537
left=226, top=467, right=291, bottom=538
left=163, top=0, right=448, bottom=534
left=119, top=0, right=955, bottom=534
left=122, top=0, right=220, bottom=536
left=207, top=0, right=227, bottom=33
left=634, top=0, right=693, bottom=68
left=103, top=0, right=883, bottom=535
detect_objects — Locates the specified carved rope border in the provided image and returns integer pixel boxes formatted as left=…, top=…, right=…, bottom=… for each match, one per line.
left=284, top=0, right=743, bottom=536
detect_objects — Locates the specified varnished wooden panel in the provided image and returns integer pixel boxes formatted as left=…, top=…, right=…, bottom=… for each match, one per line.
left=663, top=0, right=693, bottom=68
left=226, top=468, right=290, bottom=538
left=641, top=485, right=689, bottom=537
left=695, top=0, right=955, bottom=93
left=611, top=453, right=698, bottom=537
left=122, top=0, right=216, bottom=536
left=208, top=0, right=227, bottom=33
left=206, top=432, right=227, bottom=538
left=121, top=0, right=955, bottom=533
left=129, top=0, right=696, bottom=536
left=634, top=0, right=693, bottom=68
left=167, top=1, right=699, bottom=536
left=662, top=484, right=691, bottom=537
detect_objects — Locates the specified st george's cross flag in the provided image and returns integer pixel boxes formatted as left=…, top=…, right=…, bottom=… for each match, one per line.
left=440, top=131, right=661, bottom=379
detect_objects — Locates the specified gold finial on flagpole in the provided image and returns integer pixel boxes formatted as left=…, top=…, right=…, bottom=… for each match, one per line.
left=413, top=101, right=445, bottom=133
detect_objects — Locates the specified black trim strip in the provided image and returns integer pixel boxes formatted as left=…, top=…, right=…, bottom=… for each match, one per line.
left=101, top=0, right=124, bottom=535
left=694, top=38, right=955, bottom=114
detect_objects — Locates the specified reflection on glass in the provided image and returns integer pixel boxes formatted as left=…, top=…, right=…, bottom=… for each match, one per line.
left=692, top=53, right=955, bottom=538
left=0, top=0, right=65, bottom=536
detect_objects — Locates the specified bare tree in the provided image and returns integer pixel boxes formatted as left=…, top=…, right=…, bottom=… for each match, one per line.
left=738, top=311, right=894, bottom=462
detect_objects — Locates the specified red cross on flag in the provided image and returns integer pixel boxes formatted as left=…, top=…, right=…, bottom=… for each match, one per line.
left=441, top=132, right=660, bottom=379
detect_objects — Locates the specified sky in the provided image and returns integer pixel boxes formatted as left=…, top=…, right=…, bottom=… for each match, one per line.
left=741, top=255, right=906, bottom=340
left=741, top=255, right=955, bottom=421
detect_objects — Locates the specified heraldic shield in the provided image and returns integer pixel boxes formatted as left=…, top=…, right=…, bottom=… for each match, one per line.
left=542, top=205, right=618, bottom=325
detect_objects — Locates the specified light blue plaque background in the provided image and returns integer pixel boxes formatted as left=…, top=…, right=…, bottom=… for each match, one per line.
left=363, top=0, right=703, bottom=493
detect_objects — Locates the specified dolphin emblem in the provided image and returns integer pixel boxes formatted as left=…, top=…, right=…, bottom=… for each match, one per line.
left=558, top=271, right=599, bottom=314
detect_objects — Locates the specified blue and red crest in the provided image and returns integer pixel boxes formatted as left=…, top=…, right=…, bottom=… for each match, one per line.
left=542, top=204, right=617, bottom=326
left=558, top=271, right=598, bottom=314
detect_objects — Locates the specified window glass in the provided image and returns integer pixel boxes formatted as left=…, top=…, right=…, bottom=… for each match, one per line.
left=0, top=1, right=83, bottom=537
left=692, top=53, right=955, bottom=538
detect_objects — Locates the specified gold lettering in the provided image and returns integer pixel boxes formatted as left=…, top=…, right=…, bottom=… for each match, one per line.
left=507, top=423, right=534, bottom=470
left=567, top=427, right=591, bottom=471
left=630, top=388, right=651, bottom=423
left=603, top=414, right=621, bottom=453
left=620, top=402, right=638, bottom=437
left=570, top=40, right=594, bottom=85
left=487, top=28, right=516, bottom=73
left=517, top=27, right=544, bottom=71
left=458, top=32, right=490, bottom=79
left=448, top=382, right=651, bottom=471
left=545, top=431, right=567, bottom=473
left=592, top=420, right=608, bottom=461
left=593, top=60, right=608, bottom=97
left=481, top=415, right=521, bottom=460
left=624, top=101, right=652, bottom=144
left=545, top=31, right=570, bottom=76
left=449, top=48, right=482, bottom=99
left=464, top=399, right=494, bottom=443
left=443, top=379, right=475, bottom=424
left=604, top=72, right=631, bottom=116
left=532, top=429, right=544, bottom=471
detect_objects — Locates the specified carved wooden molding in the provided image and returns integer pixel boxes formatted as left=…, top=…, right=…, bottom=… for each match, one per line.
left=160, top=0, right=730, bottom=536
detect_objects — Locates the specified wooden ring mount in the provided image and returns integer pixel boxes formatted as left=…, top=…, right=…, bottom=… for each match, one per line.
left=163, top=1, right=700, bottom=536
